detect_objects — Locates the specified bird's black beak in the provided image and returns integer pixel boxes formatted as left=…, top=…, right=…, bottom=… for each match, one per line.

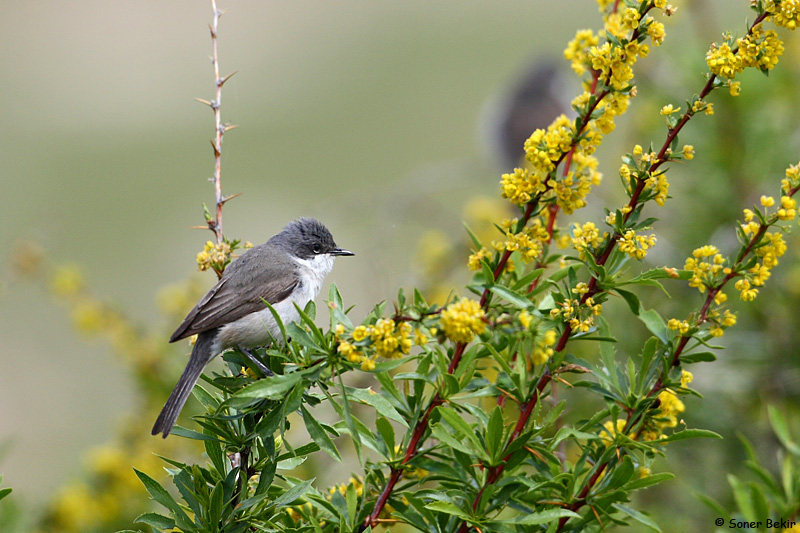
left=331, top=248, right=355, bottom=256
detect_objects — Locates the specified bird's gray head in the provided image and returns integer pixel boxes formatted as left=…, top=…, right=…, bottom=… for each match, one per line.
left=269, top=218, right=354, bottom=260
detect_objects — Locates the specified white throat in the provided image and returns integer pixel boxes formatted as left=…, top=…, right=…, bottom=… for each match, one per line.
left=292, top=253, right=335, bottom=299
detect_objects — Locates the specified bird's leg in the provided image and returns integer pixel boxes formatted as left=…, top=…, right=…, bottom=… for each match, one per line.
left=237, top=346, right=274, bottom=376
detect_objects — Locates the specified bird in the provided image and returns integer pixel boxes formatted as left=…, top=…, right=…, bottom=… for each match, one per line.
left=152, top=217, right=354, bottom=437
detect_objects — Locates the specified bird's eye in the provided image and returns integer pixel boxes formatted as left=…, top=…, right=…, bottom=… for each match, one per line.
left=312, top=243, right=321, bottom=254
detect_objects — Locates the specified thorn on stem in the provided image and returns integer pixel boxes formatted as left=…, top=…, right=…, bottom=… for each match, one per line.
left=220, top=193, right=241, bottom=205
left=218, top=71, right=238, bottom=87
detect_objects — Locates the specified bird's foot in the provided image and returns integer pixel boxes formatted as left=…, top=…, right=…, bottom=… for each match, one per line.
left=237, top=346, right=274, bottom=377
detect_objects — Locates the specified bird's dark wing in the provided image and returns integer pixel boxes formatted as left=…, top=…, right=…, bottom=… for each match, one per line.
left=169, top=244, right=298, bottom=342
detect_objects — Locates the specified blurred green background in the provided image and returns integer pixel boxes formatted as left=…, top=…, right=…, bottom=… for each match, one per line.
left=1, top=0, right=799, bottom=530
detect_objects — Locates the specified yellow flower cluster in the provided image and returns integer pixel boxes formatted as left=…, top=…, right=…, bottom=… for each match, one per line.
left=648, top=20, right=666, bottom=45
left=621, top=7, right=641, bottom=30
left=571, top=221, right=607, bottom=259
left=767, top=0, right=800, bottom=30
left=492, top=218, right=550, bottom=264
left=706, top=307, right=737, bottom=337
left=530, top=328, right=558, bottom=365
left=783, top=162, right=800, bottom=193
left=740, top=229, right=787, bottom=301
left=500, top=166, right=547, bottom=206
left=706, top=24, right=785, bottom=78
left=196, top=240, right=232, bottom=272
left=524, top=114, right=575, bottom=174
left=600, top=418, right=629, bottom=446
left=685, top=244, right=726, bottom=293
left=667, top=318, right=691, bottom=335
left=644, top=170, right=670, bottom=206
left=467, top=246, right=490, bottom=271
left=602, top=373, right=692, bottom=446
left=549, top=291, right=602, bottom=333
left=329, top=476, right=364, bottom=498
left=549, top=161, right=603, bottom=215
left=440, top=298, right=486, bottom=344
left=564, top=29, right=600, bottom=75
left=589, top=42, right=634, bottom=90
left=618, top=230, right=657, bottom=260
left=649, top=389, right=685, bottom=436
left=339, top=319, right=414, bottom=371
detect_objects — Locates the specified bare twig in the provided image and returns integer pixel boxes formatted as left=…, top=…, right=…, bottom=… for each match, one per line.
left=205, top=0, right=236, bottom=245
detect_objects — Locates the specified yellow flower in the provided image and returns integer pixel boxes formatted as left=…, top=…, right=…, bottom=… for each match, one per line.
left=622, top=7, right=640, bottom=29
left=767, top=0, right=800, bottom=30
left=618, top=230, right=657, bottom=260
left=531, top=329, right=557, bottom=365
left=680, top=370, right=694, bottom=388
left=352, top=325, right=368, bottom=342
left=468, top=247, right=490, bottom=271
left=414, top=328, right=429, bottom=346
left=50, top=265, right=84, bottom=297
left=682, top=145, right=694, bottom=160
left=564, top=29, right=599, bottom=75
left=660, top=104, right=680, bottom=116
left=729, top=81, right=741, bottom=96
left=518, top=310, right=532, bottom=329
left=600, top=419, right=628, bottom=446
left=647, top=20, right=666, bottom=45
left=706, top=42, right=742, bottom=79
left=440, top=298, right=486, bottom=344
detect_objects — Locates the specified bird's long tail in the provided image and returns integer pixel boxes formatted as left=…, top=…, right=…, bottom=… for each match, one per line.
left=152, top=331, right=217, bottom=438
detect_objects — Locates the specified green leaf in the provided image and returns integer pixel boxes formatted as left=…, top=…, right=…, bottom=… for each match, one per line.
left=464, top=222, right=484, bottom=250
left=375, top=416, right=396, bottom=458
left=133, top=512, right=176, bottom=530
left=430, top=423, right=476, bottom=455
left=335, top=375, right=363, bottom=461
left=551, top=427, right=599, bottom=448
left=768, top=405, right=800, bottom=455
left=615, top=288, right=640, bottom=315
left=623, top=472, right=674, bottom=491
left=232, top=371, right=304, bottom=401
left=436, top=407, right=483, bottom=454
left=611, top=503, right=662, bottom=532
left=638, top=308, right=668, bottom=343
left=272, top=479, right=314, bottom=509
left=488, top=284, right=531, bottom=309
left=491, top=508, right=581, bottom=525
left=486, top=406, right=505, bottom=461
left=301, top=405, right=342, bottom=462
left=658, top=428, right=722, bottom=442
left=204, top=437, right=226, bottom=476
left=170, top=427, right=221, bottom=441
left=424, top=501, right=472, bottom=521
left=134, top=469, right=194, bottom=529
left=680, top=351, right=717, bottom=364
left=208, top=482, right=224, bottom=523
left=346, top=482, right=357, bottom=528
left=345, top=387, right=408, bottom=427
left=602, top=456, right=635, bottom=490
left=173, top=468, right=201, bottom=518
left=729, top=474, right=754, bottom=522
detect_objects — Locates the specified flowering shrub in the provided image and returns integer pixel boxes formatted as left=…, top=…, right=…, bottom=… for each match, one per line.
left=9, top=1, right=800, bottom=532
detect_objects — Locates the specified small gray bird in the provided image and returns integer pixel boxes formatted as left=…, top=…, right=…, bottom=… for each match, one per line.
left=152, top=218, right=353, bottom=437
